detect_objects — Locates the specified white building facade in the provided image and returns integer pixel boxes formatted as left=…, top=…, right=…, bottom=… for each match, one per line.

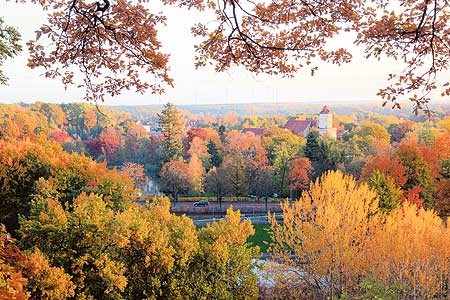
left=318, top=105, right=337, bottom=139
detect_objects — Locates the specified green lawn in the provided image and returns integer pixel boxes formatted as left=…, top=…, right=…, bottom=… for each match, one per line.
left=247, top=224, right=272, bottom=253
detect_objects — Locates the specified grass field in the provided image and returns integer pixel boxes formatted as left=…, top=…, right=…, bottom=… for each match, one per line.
left=247, top=224, right=273, bottom=253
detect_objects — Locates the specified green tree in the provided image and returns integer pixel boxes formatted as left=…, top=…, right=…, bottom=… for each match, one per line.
left=440, top=159, right=450, bottom=179
left=158, top=103, right=184, bottom=163
left=0, top=18, right=22, bottom=85
left=304, top=130, right=321, bottom=162
left=305, top=135, right=340, bottom=179
left=272, top=142, right=298, bottom=197
left=263, top=127, right=304, bottom=197
left=397, top=143, right=434, bottom=207
left=207, top=139, right=223, bottom=168
left=368, top=171, right=402, bottom=213
left=314, top=139, right=339, bottom=177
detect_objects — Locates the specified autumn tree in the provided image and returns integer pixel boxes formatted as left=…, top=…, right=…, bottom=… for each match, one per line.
left=361, top=154, right=408, bottom=187
left=364, top=202, right=450, bottom=299
left=349, top=121, right=390, bottom=156
left=48, top=130, right=72, bottom=145
left=222, top=154, right=248, bottom=199
left=397, top=143, right=434, bottom=207
left=120, top=162, right=148, bottom=190
left=159, top=160, right=191, bottom=204
left=92, top=127, right=122, bottom=161
left=288, top=157, right=312, bottom=198
left=0, top=225, right=74, bottom=300
left=250, top=166, right=275, bottom=212
left=188, top=153, right=205, bottom=194
left=187, top=136, right=213, bottom=171
left=433, top=178, right=450, bottom=217
left=18, top=193, right=259, bottom=299
left=189, top=208, right=259, bottom=299
left=205, top=166, right=230, bottom=208
left=269, top=171, right=380, bottom=299
left=3, top=1, right=450, bottom=111
left=0, top=138, right=136, bottom=232
left=158, top=103, right=184, bottom=163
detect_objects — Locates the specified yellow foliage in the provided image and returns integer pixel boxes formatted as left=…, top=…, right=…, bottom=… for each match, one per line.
left=270, top=171, right=380, bottom=296
left=268, top=171, right=450, bottom=299
left=365, top=202, right=450, bottom=299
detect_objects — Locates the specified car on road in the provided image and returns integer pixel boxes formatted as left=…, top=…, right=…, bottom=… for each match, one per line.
left=193, top=200, right=209, bottom=207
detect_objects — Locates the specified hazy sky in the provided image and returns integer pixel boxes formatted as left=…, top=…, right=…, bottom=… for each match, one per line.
left=0, top=1, right=438, bottom=106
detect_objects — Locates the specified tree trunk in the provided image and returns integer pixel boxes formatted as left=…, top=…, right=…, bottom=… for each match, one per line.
left=173, top=192, right=178, bottom=205
left=280, top=166, right=286, bottom=197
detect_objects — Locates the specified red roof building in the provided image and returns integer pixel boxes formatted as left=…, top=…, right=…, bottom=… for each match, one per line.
left=242, top=128, right=265, bottom=136
left=284, top=120, right=315, bottom=136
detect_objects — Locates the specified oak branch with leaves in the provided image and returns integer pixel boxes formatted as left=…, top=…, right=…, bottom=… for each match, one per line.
left=3, top=0, right=450, bottom=112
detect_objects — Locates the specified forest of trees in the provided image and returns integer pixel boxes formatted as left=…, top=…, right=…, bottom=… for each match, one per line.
left=2, top=0, right=450, bottom=298
left=0, top=100, right=449, bottom=299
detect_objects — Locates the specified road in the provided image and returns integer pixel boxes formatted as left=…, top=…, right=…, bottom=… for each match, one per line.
left=191, top=213, right=283, bottom=226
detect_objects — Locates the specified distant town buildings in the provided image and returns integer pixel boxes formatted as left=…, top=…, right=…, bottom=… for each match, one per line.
left=284, top=119, right=317, bottom=136
left=137, top=120, right=160, bottom=136
left=242, top=105, right=337, bottom=139
left=317, top=105, right=337, bottom=139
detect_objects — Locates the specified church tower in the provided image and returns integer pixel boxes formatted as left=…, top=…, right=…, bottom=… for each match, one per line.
left=318, top=105, right=337, bottom=139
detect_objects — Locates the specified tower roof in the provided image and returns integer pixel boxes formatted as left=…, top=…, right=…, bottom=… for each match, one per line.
left=320, top=105, right=330, bottom=114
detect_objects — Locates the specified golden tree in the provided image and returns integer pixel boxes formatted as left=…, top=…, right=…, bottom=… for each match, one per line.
left=269, top=171, right=380, bottom=299
left=364, top=202, right=450, bottom=299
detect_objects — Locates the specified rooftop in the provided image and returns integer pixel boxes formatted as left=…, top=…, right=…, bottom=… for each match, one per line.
left=320, top=105, right=330, bottom=114
left=284, top=120, right=314, bottom=136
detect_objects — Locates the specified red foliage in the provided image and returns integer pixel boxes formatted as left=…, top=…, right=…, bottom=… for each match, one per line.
left=433, top=179, right=450, bottom=217
left=86, top=128, right=122, bottom=158
left=48, top=130, right=72, bottom=145
left=418, top=143, right=441, bottom=178
left=127, top=124, right=148, bottom=138
left=433, top=132, right=450, bottom=161
left=403, top=186, right=424, bottom=208
left=186, top=128, right=208, bottom=144
left=289, top=157, right=313, bottom=191
left=361, top=155, right=408, bottom=187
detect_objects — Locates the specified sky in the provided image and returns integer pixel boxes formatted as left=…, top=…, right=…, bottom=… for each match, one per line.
left=0, top=1, right=438, bottom=106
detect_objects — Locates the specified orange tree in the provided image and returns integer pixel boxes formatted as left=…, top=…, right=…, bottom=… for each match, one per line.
left=0, top=137, right=136, bottom=232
